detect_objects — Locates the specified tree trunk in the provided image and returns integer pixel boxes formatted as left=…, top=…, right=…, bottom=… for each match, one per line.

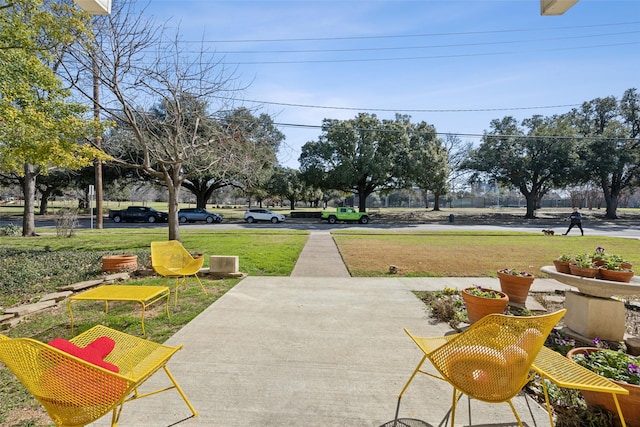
left=289, top=198, right=295, bottom=210
left=22, top=164, right=37, bottom=237
left=603, top=185, right=619, bottom=219
left=166, top=170, right=181, bottom=241
left=524, top=192, right=537, bottom=219
left=358, top=192, right=367, bottom=212
left=38, top=188, right=51, bottom=215
left=433, top=191, right=441, bottom=211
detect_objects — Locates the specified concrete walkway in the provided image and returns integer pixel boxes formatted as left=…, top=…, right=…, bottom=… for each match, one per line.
left=291, top=231, right=350, bottom=277
left=91, top=233, right=571, bottom=427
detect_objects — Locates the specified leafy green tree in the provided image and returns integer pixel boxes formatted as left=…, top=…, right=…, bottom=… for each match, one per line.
left=182, top=108, right=282, bottom=208
left=267, top=167, right=304, bottom=210
left=568, top=90, right=640, bottom=219
left=401, top=120, right=449, bottom=210
left=299, top=113, right=408, bottom=212
left=0, top=0, right=105, bottom=236
left=464, top=115, right=577, bottom=218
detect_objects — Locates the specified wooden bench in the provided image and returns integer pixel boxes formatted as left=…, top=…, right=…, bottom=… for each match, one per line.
left=532, top=346, right=628, bottom=427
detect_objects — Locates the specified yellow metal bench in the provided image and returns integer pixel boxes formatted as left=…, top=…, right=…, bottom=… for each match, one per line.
left=532, top=345, right=629, bottom=427
left=0, top=325, right=197, bottom=427
left=67, top=285, right=170, bottom=335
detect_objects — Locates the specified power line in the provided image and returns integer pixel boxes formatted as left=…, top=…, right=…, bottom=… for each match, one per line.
left=203, top=30, right=640, bottom=55
left=182, top=21, right=640, bottom=44
left=217, top=41, right=640, bottom=65
left=214, top=95, right=580, bottom=113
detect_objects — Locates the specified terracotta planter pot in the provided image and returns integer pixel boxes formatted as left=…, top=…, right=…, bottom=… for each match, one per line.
left=461, top=287, right=509, bottom=324
left=567, top=347, right=640, bottom=427
left=101, top=255, right=138, bottom=272
left=497, top=271, right=535, bottom=304
left=569, top=264, right=600, bottom=278
left=599, top=268, right=635, bottom=283
left=553, top=260, right=572, bottom=274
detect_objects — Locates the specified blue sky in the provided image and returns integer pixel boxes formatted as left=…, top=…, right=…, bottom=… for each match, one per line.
left=141, top=0, right=640, bottom=168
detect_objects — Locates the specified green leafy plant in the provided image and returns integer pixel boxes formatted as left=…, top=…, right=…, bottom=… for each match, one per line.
left=557, top=254, right=575, bottom=262
left=573, top=254, right=595, bottom=269
left=572, top=348, right=640, bottom=385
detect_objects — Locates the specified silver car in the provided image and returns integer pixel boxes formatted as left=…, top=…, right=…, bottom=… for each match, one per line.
left=243, top=208, right=285, bottom=224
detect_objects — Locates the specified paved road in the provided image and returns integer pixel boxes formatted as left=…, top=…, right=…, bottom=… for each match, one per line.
left=3, top=215, right=638, bottom=239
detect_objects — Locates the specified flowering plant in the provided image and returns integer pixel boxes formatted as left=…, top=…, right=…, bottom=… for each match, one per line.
left=592, top=246, right=607, bottom=261
left=571, top=348, right=640, bottom=385
left=499, top=268, right=533, bottom=277
left=463, top=286, right=505, bottom=299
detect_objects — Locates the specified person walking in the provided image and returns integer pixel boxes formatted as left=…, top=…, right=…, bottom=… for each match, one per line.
left=563, top=207, right=584, bottom=236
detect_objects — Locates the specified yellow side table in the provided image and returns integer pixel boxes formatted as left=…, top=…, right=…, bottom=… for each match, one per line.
left=68, top=285, right=170, bottom=335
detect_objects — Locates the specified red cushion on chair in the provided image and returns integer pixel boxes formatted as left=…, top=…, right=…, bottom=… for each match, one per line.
left=48, top=337, right=119, bottom=373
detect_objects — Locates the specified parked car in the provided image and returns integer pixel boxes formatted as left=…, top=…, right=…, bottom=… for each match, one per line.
left=243, top=208, right=285, bottom=224
left=320, top=207, right=369, bottom=224
left=108, top=206, right=168, bottom=223
left=178, top=208, right=223, bottom=224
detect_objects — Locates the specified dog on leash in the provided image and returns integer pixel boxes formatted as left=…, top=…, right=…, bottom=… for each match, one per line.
left=542, top=229, right=555, bottom=236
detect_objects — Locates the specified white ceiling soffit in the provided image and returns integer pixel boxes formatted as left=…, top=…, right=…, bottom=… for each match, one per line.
left=74, top=0, right=112, bottom=15
left=541, top=0, right=579, bottom=16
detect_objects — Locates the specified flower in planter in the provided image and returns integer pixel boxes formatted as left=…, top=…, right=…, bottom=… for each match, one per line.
left=464, top=285, right=504, bottom=299
left=571, top=348, right=640, bottom=386
left=499, top=268, right=533, bottom=277
left=592, top=246, right=607, bottom=261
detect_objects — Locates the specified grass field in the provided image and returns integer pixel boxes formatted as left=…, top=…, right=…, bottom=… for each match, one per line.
left=333, top=231, right=640, bottom=277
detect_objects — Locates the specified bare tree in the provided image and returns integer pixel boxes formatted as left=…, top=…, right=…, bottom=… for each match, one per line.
left=65, top=0, right=247, bottom=240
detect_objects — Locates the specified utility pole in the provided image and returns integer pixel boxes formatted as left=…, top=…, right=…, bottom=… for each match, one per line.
left=93, top=54, right=103, bottom=229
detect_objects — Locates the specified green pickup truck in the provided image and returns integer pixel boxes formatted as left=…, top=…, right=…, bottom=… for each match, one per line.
left=320, top=207, right=369, bottom=224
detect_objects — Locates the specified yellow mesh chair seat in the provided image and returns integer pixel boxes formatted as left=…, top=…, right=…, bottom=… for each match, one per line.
left=0, top=325, right=197, bottom=427
left=151, top=240, right=206, bottom=304
left=394, top=309, right=566, bottom=426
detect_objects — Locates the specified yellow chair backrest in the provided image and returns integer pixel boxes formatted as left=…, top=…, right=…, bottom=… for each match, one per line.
left=427, top=309, right=566, bottom=403
left=0, top=333, right=134, bottom=427
left=151, top=240, right=195, bottom=270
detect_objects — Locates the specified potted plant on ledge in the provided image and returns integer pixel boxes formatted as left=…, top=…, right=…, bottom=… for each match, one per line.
left=461, top=286, right=509, bottom=324
left=497, top=268, right=535, bottom=304
left=569, top=254, right=600, bottom=278
left=553, top=254, right=574, bottom=274
left=568, top=346, right=640, bottom=426
left=599, top=259, right=635, bottom=283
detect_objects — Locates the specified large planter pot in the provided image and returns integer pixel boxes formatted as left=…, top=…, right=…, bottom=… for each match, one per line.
left=569, top=264, right=600, bottom=279
left=101, top=254, right=138, bottom=272
left=599, top=269, right=635, bottom=283
left=461, top=287, right=509, bottom=324
left=567, top=347, right=640, bottom=427
left=553, top=260, right=572, bottom=274
left=497, top=271, right=535, bottom=304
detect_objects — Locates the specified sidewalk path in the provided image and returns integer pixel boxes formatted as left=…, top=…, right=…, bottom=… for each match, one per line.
left=290, top=231, right=350, bottom=277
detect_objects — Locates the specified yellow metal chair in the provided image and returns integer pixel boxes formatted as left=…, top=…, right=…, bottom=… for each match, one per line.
left=393, top=309, right=566, bottom=427
left=151, top=240, right=207, bottom=305
left=0, top=325, right=197, bottom=427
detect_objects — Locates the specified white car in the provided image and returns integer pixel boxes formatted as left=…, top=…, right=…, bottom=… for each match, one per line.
left=243, top=208, right=285, bottom=224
